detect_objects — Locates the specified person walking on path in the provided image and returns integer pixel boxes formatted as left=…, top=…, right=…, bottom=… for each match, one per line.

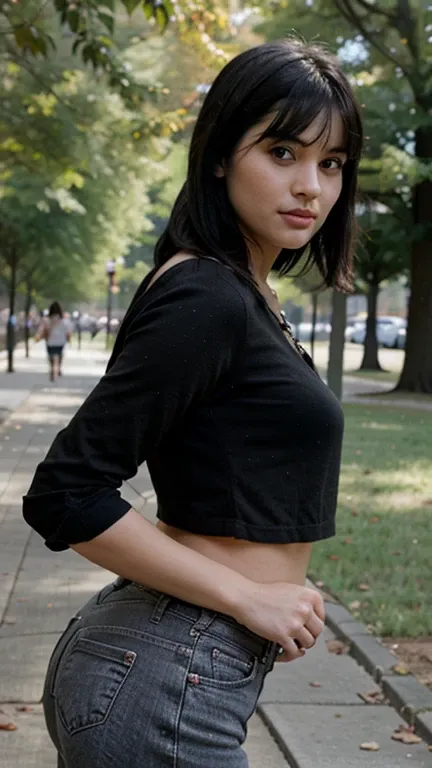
left=23, top=38, right=363, bottom=768
left=35, top=301, right=71, bottom=382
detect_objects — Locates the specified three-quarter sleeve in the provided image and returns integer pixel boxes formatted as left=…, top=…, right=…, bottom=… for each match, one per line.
left=23, top=266, right=247, bottom=550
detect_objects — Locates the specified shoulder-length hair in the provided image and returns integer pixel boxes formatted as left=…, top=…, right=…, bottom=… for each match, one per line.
left=154, top=38, right=363, bottom=292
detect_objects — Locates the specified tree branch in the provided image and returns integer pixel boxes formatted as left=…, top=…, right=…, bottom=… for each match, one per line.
left=351, top=0, right=397, bottom=22
left=394, top=0, right=419, bottom=64
left=333, top=0, right=410, bottom=75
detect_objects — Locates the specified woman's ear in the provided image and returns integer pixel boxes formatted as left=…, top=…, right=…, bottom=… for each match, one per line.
left=214, top=163, right=225, bottom=178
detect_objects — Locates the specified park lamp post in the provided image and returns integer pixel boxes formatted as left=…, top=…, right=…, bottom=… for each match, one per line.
left=106, top=259, right=116, bottom=350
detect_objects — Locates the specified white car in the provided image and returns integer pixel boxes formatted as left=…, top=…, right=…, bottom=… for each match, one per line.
left=350, top=317, right=406, bottom=348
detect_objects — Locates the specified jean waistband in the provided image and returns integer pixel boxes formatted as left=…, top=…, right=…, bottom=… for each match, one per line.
left=111, top=577, right=278, bottom=665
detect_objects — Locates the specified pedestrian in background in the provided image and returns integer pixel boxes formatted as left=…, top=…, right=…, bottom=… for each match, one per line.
left=24, top=38, right=363, bottom=768
left=36, top=301, right=71, bottom=382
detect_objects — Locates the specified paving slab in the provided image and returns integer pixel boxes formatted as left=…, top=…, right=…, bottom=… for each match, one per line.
left=260, top=627, right=381, bottom=705
left=0, top=703, right=55, bottom=768
left=0, top=634, right=58, bottom=702
left=0, top=534, right=113, bottom=638
left=260, top=704, right=432, bottom=768
left=0, top=507, right=32, bottom=620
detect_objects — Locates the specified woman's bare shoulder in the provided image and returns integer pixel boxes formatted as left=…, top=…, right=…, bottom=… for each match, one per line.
left=146, top=252, right=198, bottom=292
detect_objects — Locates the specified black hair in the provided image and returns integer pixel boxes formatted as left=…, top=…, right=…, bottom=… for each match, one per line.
left=48, top=301, right=63, bottom=318
left=154, top=38, right=363, bottom=292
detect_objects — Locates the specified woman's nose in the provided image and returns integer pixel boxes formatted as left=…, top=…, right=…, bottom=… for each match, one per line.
left=290, top=164, right=321, bottom=200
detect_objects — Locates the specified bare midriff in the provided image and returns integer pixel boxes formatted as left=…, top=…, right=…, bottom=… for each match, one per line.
left=156, top=521, right=313, bottom=586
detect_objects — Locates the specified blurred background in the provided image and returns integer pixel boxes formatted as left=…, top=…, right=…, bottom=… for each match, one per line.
left=0, top=0, right=430, bottom=392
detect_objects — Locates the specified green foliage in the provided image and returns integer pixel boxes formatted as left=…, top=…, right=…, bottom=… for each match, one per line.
left=355, top=206, right=410, bottom=291
left=1, top=0, right=233, bottom=104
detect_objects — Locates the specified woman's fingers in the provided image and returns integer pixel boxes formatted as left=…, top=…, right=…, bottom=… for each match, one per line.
left=292, top=627, right=317, bottom=650
left=277, top=639, right=306, bottom=662
left=305, top=612, right=325, bottom=640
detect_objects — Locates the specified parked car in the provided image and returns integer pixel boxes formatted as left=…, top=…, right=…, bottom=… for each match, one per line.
left=295, top=321, right=332, bottom=341
left=349, top=316, right=406, bottom=348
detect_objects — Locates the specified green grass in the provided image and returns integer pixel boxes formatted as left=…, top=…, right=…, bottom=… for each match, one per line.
left=309, top=404, right=432, bottom=638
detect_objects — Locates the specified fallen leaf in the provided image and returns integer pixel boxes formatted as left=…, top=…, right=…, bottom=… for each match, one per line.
left=359, top=690, right=385, bottom=705
left=327, top=639, right=349, bottom=655
left=392, top=664, right=410, bottom=676
left=391, top=550, right=402, bottom=556
left=15, top=705, right=33, bottom=713
left=359, top=583, right=370, bottom=591
left=334, top=713, right=343, bottom=718
left=360, top=742, right=380, bottom=751
left=428, top=745, right=432, bottom=751
left=355, top=450, right=362, bottom=455
left=351, top=510, right=359, bottom=517
left=343, top=538, right=353, bottom=544
left=369, top=516, right=380, bottom=523
left=0, top=714, right=17, bottom=731
left=363, top=469, right=372, bottom=475
left=16, top=598, right=29, bottom=603
left=349, top=600, right=362, bottom=610
left=423, top=499, right=432, bottom=506
left=391, top=725, right=422, bottom=744
left=309, top=681, right=323, bottom=688
left=47, top=603, right=53, bottom=609
left=328, top=554, right=339, bottom=561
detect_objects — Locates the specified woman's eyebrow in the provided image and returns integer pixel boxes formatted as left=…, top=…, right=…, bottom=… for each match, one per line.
left=274, top=137, right=347, bottom=154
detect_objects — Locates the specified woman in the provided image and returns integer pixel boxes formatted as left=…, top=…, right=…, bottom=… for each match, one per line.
left=23, top=39, right=363, bottom=768
left=36, top=301, right=71, bottom=381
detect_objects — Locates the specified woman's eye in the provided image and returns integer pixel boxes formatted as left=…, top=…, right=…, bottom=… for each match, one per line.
left=270, top=146, right=293, bottom=161
left=321, top=158, right=344, bottom=170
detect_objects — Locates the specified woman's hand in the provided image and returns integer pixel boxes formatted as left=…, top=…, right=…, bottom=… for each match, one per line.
left=234, top=581, right=325, bottom=662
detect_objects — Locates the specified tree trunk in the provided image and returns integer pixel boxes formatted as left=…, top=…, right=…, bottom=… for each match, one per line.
left=359, top=282, right=382, bottom=371
left=6, top=251, right=18, bottom=374
left=395, top=126, right=432, bottom=392
left=327, top=290, right=347, bottom=400
left=24, top=283, right=32, bottom=359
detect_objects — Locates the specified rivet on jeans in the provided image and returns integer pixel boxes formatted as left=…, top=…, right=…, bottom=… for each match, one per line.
left=124, top=651, right=136, bottom=665
left=187, top=673, right=200, bottom=685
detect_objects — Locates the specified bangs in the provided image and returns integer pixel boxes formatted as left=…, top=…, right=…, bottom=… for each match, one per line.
left=256, top=78, right=361, bottom=160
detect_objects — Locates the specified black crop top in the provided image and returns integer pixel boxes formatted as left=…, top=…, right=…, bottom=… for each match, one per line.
left=23, top=258, right=344, bottom=551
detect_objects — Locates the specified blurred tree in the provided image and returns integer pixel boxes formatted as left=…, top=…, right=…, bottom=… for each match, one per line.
left=354, top=202, right=410, bottom=370
left=1, top=0, right=232, bottom=98
left=0, top=60, right=163, bottom=370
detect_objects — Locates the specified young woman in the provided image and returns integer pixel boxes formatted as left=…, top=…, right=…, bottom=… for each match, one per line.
left=23, top=38, right=363, bottom=768
left=36, top=301, right=71, bottom=381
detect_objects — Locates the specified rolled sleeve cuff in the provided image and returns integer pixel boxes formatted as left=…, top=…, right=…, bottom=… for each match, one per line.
left=23, top=488, right=132, bottom=552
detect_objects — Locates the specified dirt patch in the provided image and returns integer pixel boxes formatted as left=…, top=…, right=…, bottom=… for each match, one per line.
left=382, top=637, right=432, bottom=689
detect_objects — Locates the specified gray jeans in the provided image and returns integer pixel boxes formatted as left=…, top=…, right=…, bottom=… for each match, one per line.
left=43, top=577, right=278, bottom=767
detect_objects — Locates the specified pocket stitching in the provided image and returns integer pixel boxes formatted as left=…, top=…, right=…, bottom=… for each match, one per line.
left=56, top=636, right=136, bottom=736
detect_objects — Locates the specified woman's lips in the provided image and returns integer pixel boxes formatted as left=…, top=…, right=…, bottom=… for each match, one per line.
left=279, top=212, right=316, bottom=229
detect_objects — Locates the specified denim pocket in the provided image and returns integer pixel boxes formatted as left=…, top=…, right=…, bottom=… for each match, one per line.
left=56, top=633, right=136, bottom=735
left=191, top=635, right=259, bottom=690
left=211, top=648, right=257, bottom=684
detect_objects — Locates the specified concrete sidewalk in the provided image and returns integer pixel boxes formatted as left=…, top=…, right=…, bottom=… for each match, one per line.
left=0, top=341, right=431, bottom=767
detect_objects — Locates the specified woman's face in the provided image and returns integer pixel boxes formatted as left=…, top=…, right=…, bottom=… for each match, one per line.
left=220, top=110, right=347, bottom=260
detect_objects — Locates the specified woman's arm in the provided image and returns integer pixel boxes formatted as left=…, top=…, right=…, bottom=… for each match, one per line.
left=73, top=507, right=325, bottom=659
left=72, top=507, right=248, bottom=616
